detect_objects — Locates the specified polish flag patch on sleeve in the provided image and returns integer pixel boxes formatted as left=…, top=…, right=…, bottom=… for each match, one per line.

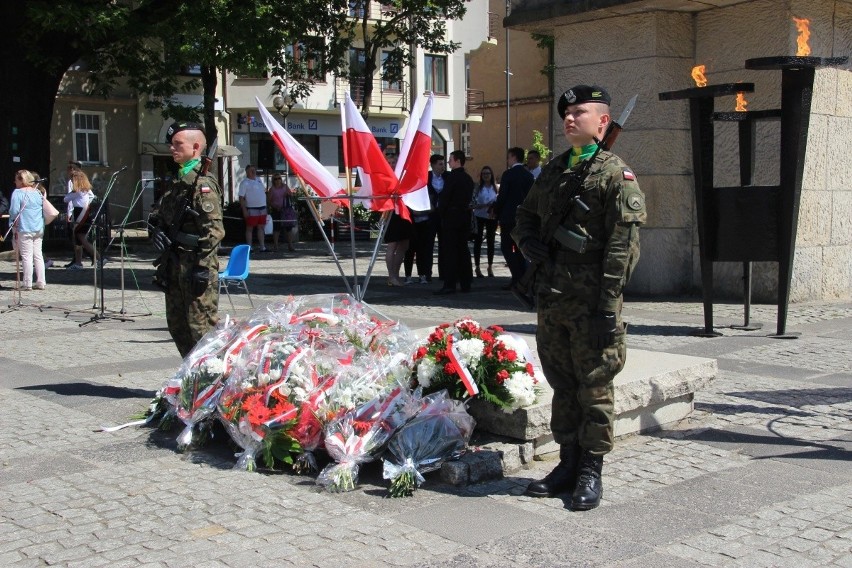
left=200, top=185, right=211, bottom=193
left=622, top=168, right=636, bottom=181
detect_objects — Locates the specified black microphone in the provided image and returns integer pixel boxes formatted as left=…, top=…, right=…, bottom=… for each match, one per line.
left=31, top=178, right=47, bottom=184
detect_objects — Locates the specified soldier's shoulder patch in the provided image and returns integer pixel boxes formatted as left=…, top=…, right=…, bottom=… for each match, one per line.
left=622, top=168, right=636, bottom=181
left=626, top=191, right=644, bottom=211
left=201, top=201, right=215, bottom=213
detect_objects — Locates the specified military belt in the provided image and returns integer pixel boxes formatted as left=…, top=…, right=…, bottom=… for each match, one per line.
left=553, top=249, right=604, bottom=264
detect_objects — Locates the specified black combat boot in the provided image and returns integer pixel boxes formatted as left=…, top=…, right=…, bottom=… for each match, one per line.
left=526, top=444, right=580, bottom=497
left=571, top=451, right=604, bottom=510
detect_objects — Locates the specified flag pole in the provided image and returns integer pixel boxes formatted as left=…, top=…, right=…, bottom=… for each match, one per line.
left=294, top=175, right=354, bottom=297
left=344, top=168, right=361, bottom=299
left=361, top=207, right=392, bottom=295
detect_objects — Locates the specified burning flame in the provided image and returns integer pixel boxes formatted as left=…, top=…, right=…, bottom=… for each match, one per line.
left=735, top=92, right=748, bottom=112
left=691, top=65, right=708, bottom=87
left=793, top=17, right=811, bottom=56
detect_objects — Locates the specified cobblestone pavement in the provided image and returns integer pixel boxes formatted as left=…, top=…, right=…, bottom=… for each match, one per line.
left=1, top=240, right=850, bottom=567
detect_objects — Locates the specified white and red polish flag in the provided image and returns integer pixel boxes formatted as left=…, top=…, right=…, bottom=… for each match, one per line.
left=254, top=97, right=343, bottom=199
left=398, top=92, right=434, bottom=212
left=341, top=93, right=402, bottom=217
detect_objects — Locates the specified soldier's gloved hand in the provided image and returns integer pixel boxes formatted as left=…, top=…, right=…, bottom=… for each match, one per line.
left=519, top=237, right=550, bottom=263
left=149, top=226, right=171, bottom=252
left=589, top=311, right=617, bottom=349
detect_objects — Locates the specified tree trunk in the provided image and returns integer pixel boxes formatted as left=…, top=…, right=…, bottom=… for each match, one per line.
left=361, top=57, right=378, bottom=119
left=201, top=65, right=218, bottom=145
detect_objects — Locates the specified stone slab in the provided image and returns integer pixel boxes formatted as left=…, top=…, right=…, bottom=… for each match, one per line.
left=613, top=395, right=694, bottom=437
left=468, top=348, right=717, bottom=442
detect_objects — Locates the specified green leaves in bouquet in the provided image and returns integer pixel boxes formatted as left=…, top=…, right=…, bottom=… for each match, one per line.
left=261, top=423, right=302, bottom=470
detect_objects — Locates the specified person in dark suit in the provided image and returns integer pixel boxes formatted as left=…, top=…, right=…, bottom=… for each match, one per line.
left=494, top=147, right=535, bottom=289
left=434, top=150, right=474, bottom=294
left=424, top=154, right=446, bottom=282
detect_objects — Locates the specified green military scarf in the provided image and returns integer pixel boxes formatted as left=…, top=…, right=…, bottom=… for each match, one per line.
left=179, top=158, right=201, bottom=178
left=567, top=143, right=598, bottom=168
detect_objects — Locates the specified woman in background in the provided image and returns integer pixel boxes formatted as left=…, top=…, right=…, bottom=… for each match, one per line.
left=8, top=170, right=46, bottom=290
left=471, top=166, right=498, bottom=278
left=267, top=174, right=297, bottom=252
left=63, top=169, right=97, bottom=269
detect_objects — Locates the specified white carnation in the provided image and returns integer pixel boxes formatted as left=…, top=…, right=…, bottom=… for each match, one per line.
left=202, top=357, right=225, bottom=377
left=503, top=371, right=537, bottom=412
left=417, top=357, right=438, bottom=388
left=455, top=338, right=485, bottom=369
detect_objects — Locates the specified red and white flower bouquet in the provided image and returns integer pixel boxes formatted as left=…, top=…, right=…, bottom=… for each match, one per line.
left=412, top=318, right=541, bottom=413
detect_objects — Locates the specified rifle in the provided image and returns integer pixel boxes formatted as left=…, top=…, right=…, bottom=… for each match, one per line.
left=511, top=95, right=637, bottom=310
left=151, top=138, right=218, bottom=290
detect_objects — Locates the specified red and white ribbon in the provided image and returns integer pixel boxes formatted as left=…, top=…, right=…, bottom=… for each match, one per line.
left=446, top=335, right=479, bottom=397
left=224, top=324, right=269, bottom=374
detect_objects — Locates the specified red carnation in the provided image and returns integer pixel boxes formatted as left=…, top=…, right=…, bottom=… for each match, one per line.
left=496, top=369, right=510, bottom=383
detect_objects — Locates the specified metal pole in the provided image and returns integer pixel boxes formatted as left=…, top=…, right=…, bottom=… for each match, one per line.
left=505, top=0, right=511, bottom=149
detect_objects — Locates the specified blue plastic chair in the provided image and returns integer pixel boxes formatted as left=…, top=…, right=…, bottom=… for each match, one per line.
left=218, top=244, right=254, bottom=311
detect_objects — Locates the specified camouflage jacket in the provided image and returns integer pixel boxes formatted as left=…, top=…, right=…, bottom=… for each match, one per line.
left=512, top=149, right=646, bottom=312
left=155, top=167, right=224, bottom=268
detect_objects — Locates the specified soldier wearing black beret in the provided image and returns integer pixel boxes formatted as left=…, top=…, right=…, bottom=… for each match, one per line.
left=513, top=85, right=646, bottom=510
left=150, top=122, right=225, bottom=357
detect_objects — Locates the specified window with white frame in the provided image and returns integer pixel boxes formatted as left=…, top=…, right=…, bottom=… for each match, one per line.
left=424, top=54, right=447, bottom=95
left=460, top=123, right=471, bottom=158
left=73, top=111, right=105, bottom=165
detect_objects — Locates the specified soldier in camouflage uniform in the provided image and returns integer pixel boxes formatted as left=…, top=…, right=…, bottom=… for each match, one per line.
left=512, top=85, right=646, bottom=510
left=150, top=122, right=225, bottom=357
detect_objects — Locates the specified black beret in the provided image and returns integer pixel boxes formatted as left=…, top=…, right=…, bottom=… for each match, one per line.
left=557, top=85, right=611, bottom=119
left=165, top=121, right=204, bottom=143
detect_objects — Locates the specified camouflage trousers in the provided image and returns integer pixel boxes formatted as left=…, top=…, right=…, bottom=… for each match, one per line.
left=535, top=289, right=626, bottom=455
left=164, top=254, right=220, bottom=358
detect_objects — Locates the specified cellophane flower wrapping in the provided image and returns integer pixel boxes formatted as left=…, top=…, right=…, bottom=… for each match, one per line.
left=217, top=332, right=316, bottom=471
left=205, top=294, right=417, bottom=473
left=317, top=385, right=420, bottom=492
left=412, top=318, right=541, bottom=413
left=382, top=390, right=476, bottom=497
left=161, top=319, right=243, bottom=449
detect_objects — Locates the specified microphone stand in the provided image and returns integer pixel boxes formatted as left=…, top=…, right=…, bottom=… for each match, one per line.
left=79, top=167, right=134, bottom=326
left=97, top=177, right=155, bottom=318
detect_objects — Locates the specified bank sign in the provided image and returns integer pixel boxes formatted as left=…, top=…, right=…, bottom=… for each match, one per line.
left=239, top=112, right=400, bottom=137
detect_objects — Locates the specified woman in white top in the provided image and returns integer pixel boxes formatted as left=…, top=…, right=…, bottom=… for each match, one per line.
left=63, top=170, right=96, bottom=269
left=471, top=166, right=499, bottom=278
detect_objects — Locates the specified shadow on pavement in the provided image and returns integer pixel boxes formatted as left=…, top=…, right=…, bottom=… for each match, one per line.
left=18, top=381, right=155, bottom=400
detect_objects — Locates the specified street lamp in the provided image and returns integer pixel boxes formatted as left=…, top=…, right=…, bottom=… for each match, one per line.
left=271, top=93, right=296, bottom=180
left=272, top=93, right=296, bottom=119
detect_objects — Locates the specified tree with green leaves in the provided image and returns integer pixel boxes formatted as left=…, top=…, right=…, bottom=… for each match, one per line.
left=1, top=0, right=171, bottom=188
left=1, top=0, right=349, bottom=189
left=344, top=0, right=467, bottom=117
left=85, top=1, right=352, bottom=143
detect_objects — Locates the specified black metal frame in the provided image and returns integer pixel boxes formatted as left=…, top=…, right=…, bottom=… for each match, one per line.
left=659, top=56, right=847, bottom=338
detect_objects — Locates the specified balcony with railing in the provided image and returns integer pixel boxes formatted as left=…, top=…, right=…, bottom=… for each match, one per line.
left=348, top=1, right=398, bottom=21
left=466, top=89, right=485, bottom=117
left=334, top=76, right=410, bottom=113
